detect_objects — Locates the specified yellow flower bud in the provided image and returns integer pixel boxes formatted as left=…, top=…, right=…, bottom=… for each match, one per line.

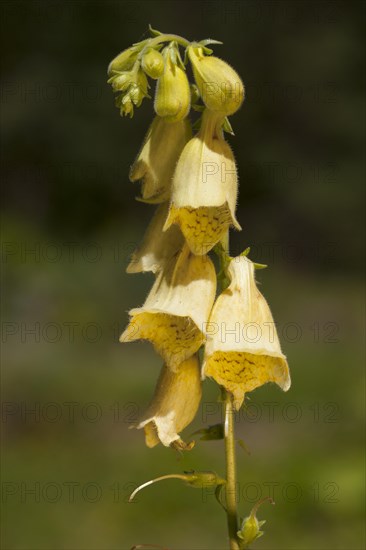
left=116, top=94, right=134, bottom=117
left=237, top=497, right=273, bottom=548
left=121, top=244, right=216, bottom=370
left=107, top=40, right=148, bottom=75
left=142, top=48, right=164, bottom=79
left=188, top=46, right=244, bottom=115
left=133, top=355, right=202, bottom=448
left=164, top=109, right=241, bottom=255
left=203, top=255, right=291, bottom=409
left=154, top=48, right=191, bottom=122
left=237, top=514, right=265, bottom=548
left=108, top=72, right=131, bottom=93
left=126, top=202, right=184, bottom=273
left=112, top=68, right=149, bottom=117
left=129, top=72, right=149, bottom=107
left=130, top=116, right=191, bottom=202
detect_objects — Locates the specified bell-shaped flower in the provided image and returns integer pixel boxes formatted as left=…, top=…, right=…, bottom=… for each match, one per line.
left=163, top=109, right=241, bottom=255
left=126, top=202, right=184, bottom=274
left=121, top=244, right=216, bottom=370
left=133, top=355, right=202, bottom=449
left=129, top=116, right=191, bottom=203
left=202, top=255, right=290, bottom=409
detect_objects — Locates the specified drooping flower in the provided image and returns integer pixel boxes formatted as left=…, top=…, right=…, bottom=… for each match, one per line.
left=163, top=109, right=241, bottom=255
left=126, top=202, right=184, bottom=274
left=132, top=355, right=202, bottom=449
left=188, top=45, right=245, bottom=115
left=202, top=255, right=290, bottom=409
left=154, top=44, right=191, bottom=122
left=121, top=244, right=216, bottom=370
left=129, top=116, right=191, bottom=203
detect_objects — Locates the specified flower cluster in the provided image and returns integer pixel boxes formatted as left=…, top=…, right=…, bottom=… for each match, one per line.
left=109, top=27, right=290, bottom=451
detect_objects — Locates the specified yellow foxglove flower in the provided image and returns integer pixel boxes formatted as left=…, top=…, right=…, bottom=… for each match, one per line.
left=130, top=116, right=191, bottom=202
left=203, top=255, right=290, bottom=409
left=163, top=109, right=241, bottom=255
left=188, top=45, right=245, bottom=115
left=126, top=202, right=184, bottom=274
left=133, top=355, right=202, bottom=449
left=121, top=245, right=216, bottom=370
left=154, top=46, right=191, bottom=122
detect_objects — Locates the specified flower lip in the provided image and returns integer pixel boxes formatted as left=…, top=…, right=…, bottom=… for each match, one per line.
left=121, top=245, right=217, bottom=370
left=121, top=311, right=205, bottom=370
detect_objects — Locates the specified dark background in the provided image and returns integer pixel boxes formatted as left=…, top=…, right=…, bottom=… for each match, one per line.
left=1, top=1, right=365, bottom=549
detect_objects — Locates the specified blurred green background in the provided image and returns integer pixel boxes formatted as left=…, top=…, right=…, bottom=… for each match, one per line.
left=1, top=1, right=365, bottom=549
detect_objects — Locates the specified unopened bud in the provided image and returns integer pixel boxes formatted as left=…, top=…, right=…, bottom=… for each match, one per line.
left=108, top=42, right=148, bottom=76
left=108, top=72, right=132, bottom=92
left=142, top=48, right=164, bottom=79
left=184, top=470, right=226, bottom=489
left=237, top=498, right=274, bottom=548
left=237, top=515, right=265, bottom=548
left=130, top=70, right=149, bottom=106
left=154, top=47, right=190, bottom=122
left=188, top=45, right=244, bottom=115
left=116, top=94, right=134, bottom=118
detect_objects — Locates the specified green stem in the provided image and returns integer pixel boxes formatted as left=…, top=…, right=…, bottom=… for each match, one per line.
left=149, top=33, right=190, bottom=48
left=220, top=231, right=230, bottom=255
left=224, top=390, right=240, bottom=549
left=217, top=231, right=239, bottom=549
left=138, top=33, right=190, bottom=60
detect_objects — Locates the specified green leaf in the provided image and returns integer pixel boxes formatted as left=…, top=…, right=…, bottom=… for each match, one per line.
left=192, top=424, right=224, bottom=440
left=192, top=115, right=203, bottom=132
left=192, top=104, right=205, bottom=112
left=199, top=38, right=223, bottom=46
left=200, top=45, right=214, bottom=55
left=241, top=246, right=251, bottom=257
left=215, top=483, right=227, bottom=512
left=148, top=24, right=162, bottom=37
left=237, top=438, right=251, bottom=455
left=223, top=117, right=235, bottom=135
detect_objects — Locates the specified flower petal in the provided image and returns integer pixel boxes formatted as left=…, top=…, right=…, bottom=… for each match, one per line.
left=133, top=355, right=202, bottom=448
